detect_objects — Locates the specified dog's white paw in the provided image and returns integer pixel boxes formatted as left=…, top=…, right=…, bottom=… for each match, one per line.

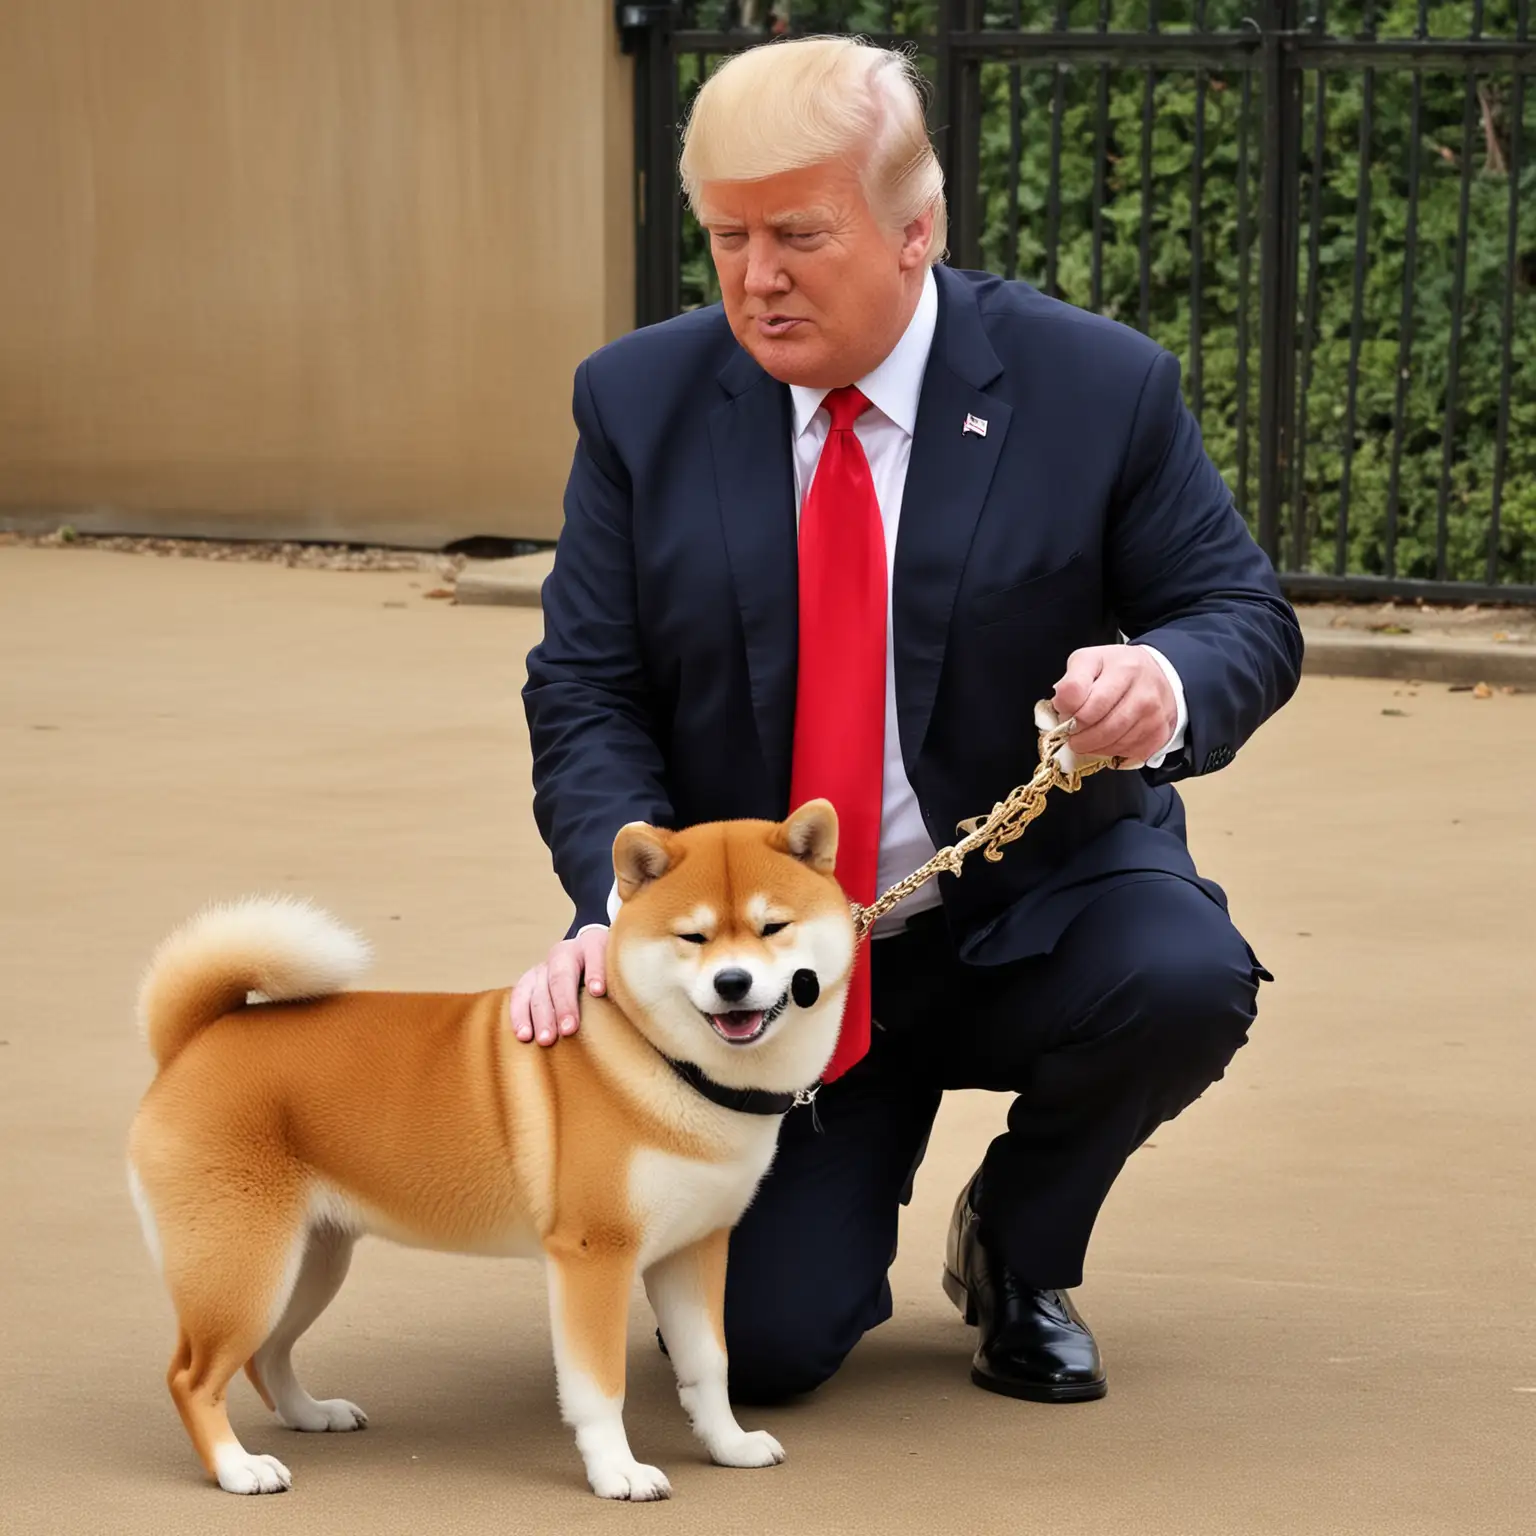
left=215, top=1446, right=292, bottom=1494
left=589, top=1459, right=673, bottom=1501
left=709, top=1429, right=785, bottom=1469
left=278, top=1397, right=368, bottom=1433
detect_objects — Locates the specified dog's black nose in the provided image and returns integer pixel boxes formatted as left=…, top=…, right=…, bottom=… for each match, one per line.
left=713, top=968, right=753, bottom=1004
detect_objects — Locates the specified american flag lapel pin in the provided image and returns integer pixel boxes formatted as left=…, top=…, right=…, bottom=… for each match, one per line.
left=963, top=412, right=988, bottom=438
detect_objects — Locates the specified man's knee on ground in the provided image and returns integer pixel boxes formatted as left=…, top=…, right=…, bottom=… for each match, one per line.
left=722, top=1300, right=866, bottom=1404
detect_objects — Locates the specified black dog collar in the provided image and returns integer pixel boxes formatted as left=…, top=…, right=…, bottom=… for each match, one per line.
left=663, top=1057, right=815, bottom=1117
left=663, top=969, right=825, bottom=1114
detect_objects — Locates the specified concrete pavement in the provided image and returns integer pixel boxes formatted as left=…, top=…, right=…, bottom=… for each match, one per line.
left=2, top=545, right=1532, bottom=1535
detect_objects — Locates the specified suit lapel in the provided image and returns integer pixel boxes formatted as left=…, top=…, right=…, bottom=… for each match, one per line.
left=709, top=350, right=798, bottom=808
left=893, top=266, right=1011, bottom=767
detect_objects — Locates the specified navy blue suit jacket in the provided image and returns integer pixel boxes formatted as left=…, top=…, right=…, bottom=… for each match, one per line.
left=523, top=266, right=1303, bottom=963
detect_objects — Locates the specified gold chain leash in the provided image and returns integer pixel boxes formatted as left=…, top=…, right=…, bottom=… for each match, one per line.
left=849, top=716, right=1121, bottom=941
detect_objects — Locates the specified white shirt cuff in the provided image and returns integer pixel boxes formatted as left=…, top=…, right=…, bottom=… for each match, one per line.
left=1137, top=644, right=1189, bottom=769
left=572, top=881, right=620, bottom=938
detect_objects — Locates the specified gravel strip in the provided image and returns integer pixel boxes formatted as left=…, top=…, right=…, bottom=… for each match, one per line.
left=0, top=528, right=467, bottom=577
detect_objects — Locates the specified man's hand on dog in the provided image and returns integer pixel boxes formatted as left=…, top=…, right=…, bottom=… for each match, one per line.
left=510, top=927, right=608, bottom=1045
left=1052, top=644, right=1177, bottom=764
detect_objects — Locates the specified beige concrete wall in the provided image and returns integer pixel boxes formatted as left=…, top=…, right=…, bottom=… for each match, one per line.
left=0, top=0, right=634, bottom=546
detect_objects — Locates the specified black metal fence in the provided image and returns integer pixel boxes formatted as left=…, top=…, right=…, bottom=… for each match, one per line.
left=619, top=0, right=1536, bottom=603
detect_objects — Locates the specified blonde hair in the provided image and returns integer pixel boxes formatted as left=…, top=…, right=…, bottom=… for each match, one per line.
left=678, top=36, right=948, bottom=266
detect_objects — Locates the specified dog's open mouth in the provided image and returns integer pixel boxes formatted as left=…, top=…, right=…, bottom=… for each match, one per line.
left=706, top=989, right=791, bottom=1046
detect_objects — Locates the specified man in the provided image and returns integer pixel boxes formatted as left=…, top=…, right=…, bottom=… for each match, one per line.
left=516, top=36, right=1302, bottom=1407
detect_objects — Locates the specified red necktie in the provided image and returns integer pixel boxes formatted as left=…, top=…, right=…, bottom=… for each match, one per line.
left=789, top=386, right=885, bottom=1083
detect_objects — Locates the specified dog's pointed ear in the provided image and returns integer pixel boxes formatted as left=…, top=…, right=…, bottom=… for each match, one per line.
left=613, top=823, right=673, bottom=901
left=779, top=799, right=839, bottom=874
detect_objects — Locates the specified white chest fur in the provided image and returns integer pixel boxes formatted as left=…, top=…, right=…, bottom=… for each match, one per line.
left=628, top=1123, right=781, bottom=1271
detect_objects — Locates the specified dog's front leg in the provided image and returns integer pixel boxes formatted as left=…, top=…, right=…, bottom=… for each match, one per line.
left=643, top=1229, right=785, bottom=1470
left=545, top=1246, right=668, bottom=1501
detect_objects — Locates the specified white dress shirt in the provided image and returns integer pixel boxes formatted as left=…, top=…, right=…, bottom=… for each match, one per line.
left=594, top=267, right=1188, bottom=935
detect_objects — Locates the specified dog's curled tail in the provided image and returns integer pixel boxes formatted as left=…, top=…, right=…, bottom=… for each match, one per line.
left=136, top=896, right=372, bottom=1069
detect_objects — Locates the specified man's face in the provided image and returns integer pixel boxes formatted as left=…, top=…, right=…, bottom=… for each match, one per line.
left=698, top=159, right=932, bottom=389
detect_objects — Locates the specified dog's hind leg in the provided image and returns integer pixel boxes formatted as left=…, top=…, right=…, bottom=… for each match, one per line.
left=158, top=1185, right=309, bottom=1493
left=251, top=1225, right=367, bottom=1433
left=644, top=1229, right=784, bottom=1470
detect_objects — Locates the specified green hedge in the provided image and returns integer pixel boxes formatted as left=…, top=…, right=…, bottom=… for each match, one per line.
left=677, top=1, right=1536, bottom=586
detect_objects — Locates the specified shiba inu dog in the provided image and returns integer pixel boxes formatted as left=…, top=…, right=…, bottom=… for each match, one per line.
left=126, top=801, right=855, bottom=1501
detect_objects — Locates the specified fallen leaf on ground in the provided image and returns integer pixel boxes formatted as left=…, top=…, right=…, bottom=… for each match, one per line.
left=424, top=588, right=454, bottom=600
left=1473, top=682, right=1493, bottom=699
left=1381, top=708, right=1408, bottom=717
left=1369, top=622, right=1412, bottom=634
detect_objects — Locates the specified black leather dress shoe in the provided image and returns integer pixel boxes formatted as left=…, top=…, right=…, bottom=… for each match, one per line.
left=943, top=1169, right=1107, bottom=1403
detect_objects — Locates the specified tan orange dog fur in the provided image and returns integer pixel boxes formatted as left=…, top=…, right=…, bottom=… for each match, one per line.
left=126, top=802, right=855, bottom=1500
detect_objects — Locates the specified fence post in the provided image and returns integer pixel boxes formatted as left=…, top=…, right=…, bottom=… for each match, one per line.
left=937, top=0, right=986, bottom=271
left=1256, top=0, right=1301, bottom=567
left=618, top=3, right=679, bottom=329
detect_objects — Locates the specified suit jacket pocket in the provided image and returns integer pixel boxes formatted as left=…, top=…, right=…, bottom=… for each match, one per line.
left=970, top=550, right=1089, bottom=628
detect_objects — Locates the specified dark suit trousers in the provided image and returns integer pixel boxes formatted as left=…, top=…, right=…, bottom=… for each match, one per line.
left=720, top=874, right=1266, bottom=1404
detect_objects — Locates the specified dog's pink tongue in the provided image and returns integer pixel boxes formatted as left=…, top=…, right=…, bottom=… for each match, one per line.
left=712, top=1011, right=764, bottom=1040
